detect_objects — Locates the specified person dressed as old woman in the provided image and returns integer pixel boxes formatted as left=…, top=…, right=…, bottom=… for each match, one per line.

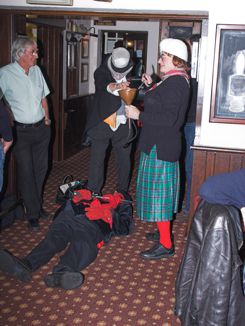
left=125, top=38, right=190, bottom=259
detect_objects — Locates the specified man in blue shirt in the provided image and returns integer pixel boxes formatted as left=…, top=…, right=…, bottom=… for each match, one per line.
left=0, top=36, right=51, bottom=230
left=199, top=168, right=245, bottom=210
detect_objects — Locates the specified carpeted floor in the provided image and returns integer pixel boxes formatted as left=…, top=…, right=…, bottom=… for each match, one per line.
left=0, top=148, right=189, bottom=326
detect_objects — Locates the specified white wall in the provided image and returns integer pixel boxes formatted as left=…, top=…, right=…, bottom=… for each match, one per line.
left=89, top=21, right=160, bottom=93
left=198, top=9, right=245, bottom=150
left=1, top=0, right=245, bottom=151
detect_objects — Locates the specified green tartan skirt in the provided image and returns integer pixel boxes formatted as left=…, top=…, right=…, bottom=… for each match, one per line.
left=136, top=146, right=180, bottom=222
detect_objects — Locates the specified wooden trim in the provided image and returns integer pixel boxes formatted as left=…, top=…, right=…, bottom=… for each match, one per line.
left=0, top=8, right=208, bottom=20
left=187, top=148, right=245, bottom=235
left=192, top=145, right=245, bottom=154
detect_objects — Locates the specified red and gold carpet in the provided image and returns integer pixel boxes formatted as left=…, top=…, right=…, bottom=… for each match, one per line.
left=0, top=148, right=188, bottom=326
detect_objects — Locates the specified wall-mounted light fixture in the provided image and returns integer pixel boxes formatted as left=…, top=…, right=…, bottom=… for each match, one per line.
left=66, top=25, right=98, bottom=43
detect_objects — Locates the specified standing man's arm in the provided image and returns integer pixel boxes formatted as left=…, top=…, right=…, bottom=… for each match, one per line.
left=41, top=97, right=51, bottom=126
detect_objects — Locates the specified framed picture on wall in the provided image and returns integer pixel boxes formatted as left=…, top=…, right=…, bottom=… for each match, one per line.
left=169, top=26, right=192, bottom=40
left=210, top=24, right=245, bottom=123
left=81, top=63, right=88, bottom=82
left=81, top=39, right=89, bottom=58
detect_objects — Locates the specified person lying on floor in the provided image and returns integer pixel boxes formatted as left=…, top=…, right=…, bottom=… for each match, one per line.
left=199, top=168, right=245, bottom=227
left=0, top=190, right=133, bottom=290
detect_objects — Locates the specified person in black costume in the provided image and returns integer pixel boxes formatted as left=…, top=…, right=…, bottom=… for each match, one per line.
left=85, top=47, right=134, bottom=195
left=182, top=34, right=200, bottom=215
left=0, top=191, right=133, bottom=290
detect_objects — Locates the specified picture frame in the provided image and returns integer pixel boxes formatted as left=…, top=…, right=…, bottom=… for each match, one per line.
left=210, top=24, right=245, bottom=123
left=26, top=0, right=73, bottom=5
left=81, top=63, right=88, bottom=82
left=81, top=39, right=89, bottom=58
left=169, top=26, right=192, bottom=40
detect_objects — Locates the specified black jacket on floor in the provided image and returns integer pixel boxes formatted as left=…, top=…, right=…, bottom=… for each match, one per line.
left=175, top=200, right=245, bottom=326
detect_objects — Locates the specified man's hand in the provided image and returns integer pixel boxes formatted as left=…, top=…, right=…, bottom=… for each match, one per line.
left=1, top=139, right=13, bottom=154
left=108, top=81, right=130, bottom=92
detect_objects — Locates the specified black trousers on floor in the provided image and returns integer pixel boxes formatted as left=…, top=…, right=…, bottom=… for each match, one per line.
left=87, top=121, right=132, bottom=194
left=14, top=121, right=50, bottom=220
left=25, top=202, right=105, bottom=273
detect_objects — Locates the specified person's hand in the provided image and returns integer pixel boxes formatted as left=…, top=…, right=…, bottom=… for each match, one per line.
left=125, top=105, right=140, bottom=120
left=108, top=81, right=130, bottom=92
left=1, top=139, right=13, bottom=154
left=45, top=118, right=51, bottom=126
left=141, top=73, right=152, bottom=87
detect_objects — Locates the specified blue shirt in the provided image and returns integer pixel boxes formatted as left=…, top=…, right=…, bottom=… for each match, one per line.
left=0, top=62, right=50, bottom=123
left=199, top=169, right=245, bottom=209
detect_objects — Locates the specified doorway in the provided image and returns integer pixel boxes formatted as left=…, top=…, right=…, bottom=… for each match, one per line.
left=101, top=30, right=148, bottom=80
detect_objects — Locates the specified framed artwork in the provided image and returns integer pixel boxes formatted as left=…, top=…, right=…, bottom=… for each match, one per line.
left=169, top=26, right=192, bottom=40
left=81, top=39, right=89, bottom=58
left=210, top=24, right=245, bottom=123
left=27, top=0, right=73, bottom=5
left=81, top=64, right=88, bottom=82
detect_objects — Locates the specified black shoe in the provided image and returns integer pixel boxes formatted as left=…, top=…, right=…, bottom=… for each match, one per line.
left=44, top=271, right=84, bottom=290
left=39, top=208, right=50, bottom=219
left=145, top=230, right=160, bottom=241
left=28, top=219, right=40, bottom=231
left=0, top=249, right=32, bottom=282
left=140, top=242, right=175, bottom=260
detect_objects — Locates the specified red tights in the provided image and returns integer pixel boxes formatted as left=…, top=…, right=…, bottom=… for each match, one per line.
left=157, top=221, right=172, bottom=249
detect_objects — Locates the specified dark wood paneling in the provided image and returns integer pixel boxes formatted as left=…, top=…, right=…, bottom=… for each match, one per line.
left=0, top=12, right=15, bottom=196
left=37, top=26, right=63, bottom=161
left=187, top=146, right=245, bottom=233
left=0, top=12, right=12, bottom=67
left=63, top=95, right=93, bottom=159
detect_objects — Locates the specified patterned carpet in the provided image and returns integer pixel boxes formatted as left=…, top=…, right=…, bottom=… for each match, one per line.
left=0, top=147, right=188, bottom=326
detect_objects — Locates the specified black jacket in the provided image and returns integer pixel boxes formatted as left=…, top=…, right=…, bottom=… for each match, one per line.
left=85, top=57, right=131, bottom=132
left=138, top=75, right=190, bottom=162
left=175, top=200, right=245, bottom=325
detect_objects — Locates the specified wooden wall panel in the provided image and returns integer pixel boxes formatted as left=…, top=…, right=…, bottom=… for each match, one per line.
left=0, top=12, right=15, bottom=196
left=0, top=12, right=12, bottom=67
left=188, top=147, right=245, bottom=233
left=37, top=26, right=63, bottom=161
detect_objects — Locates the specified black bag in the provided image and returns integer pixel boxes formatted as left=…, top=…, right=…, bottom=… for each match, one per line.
left=55, top=175, right=88, bottom=205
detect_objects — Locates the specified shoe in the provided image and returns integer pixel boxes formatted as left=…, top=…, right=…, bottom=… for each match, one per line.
left=39, top=208, right=50, bottom=219
left=140, top=242, right=175, bottom=260
left=28, top=219, right=40, bottom=231
left=44, top=271, right=84, bottom=290
left=0, top=249, right=32, bottom=282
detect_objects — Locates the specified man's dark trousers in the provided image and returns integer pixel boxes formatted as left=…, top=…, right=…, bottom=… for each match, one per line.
left=87, top=121, right=132, bottom=194
left=24, top=202, right=104, bottom=273
left=14, top=121, right=50, bottom=220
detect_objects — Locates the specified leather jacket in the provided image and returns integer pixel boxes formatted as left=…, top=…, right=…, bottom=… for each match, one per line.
left=175, top=200, right=245, bottom=325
